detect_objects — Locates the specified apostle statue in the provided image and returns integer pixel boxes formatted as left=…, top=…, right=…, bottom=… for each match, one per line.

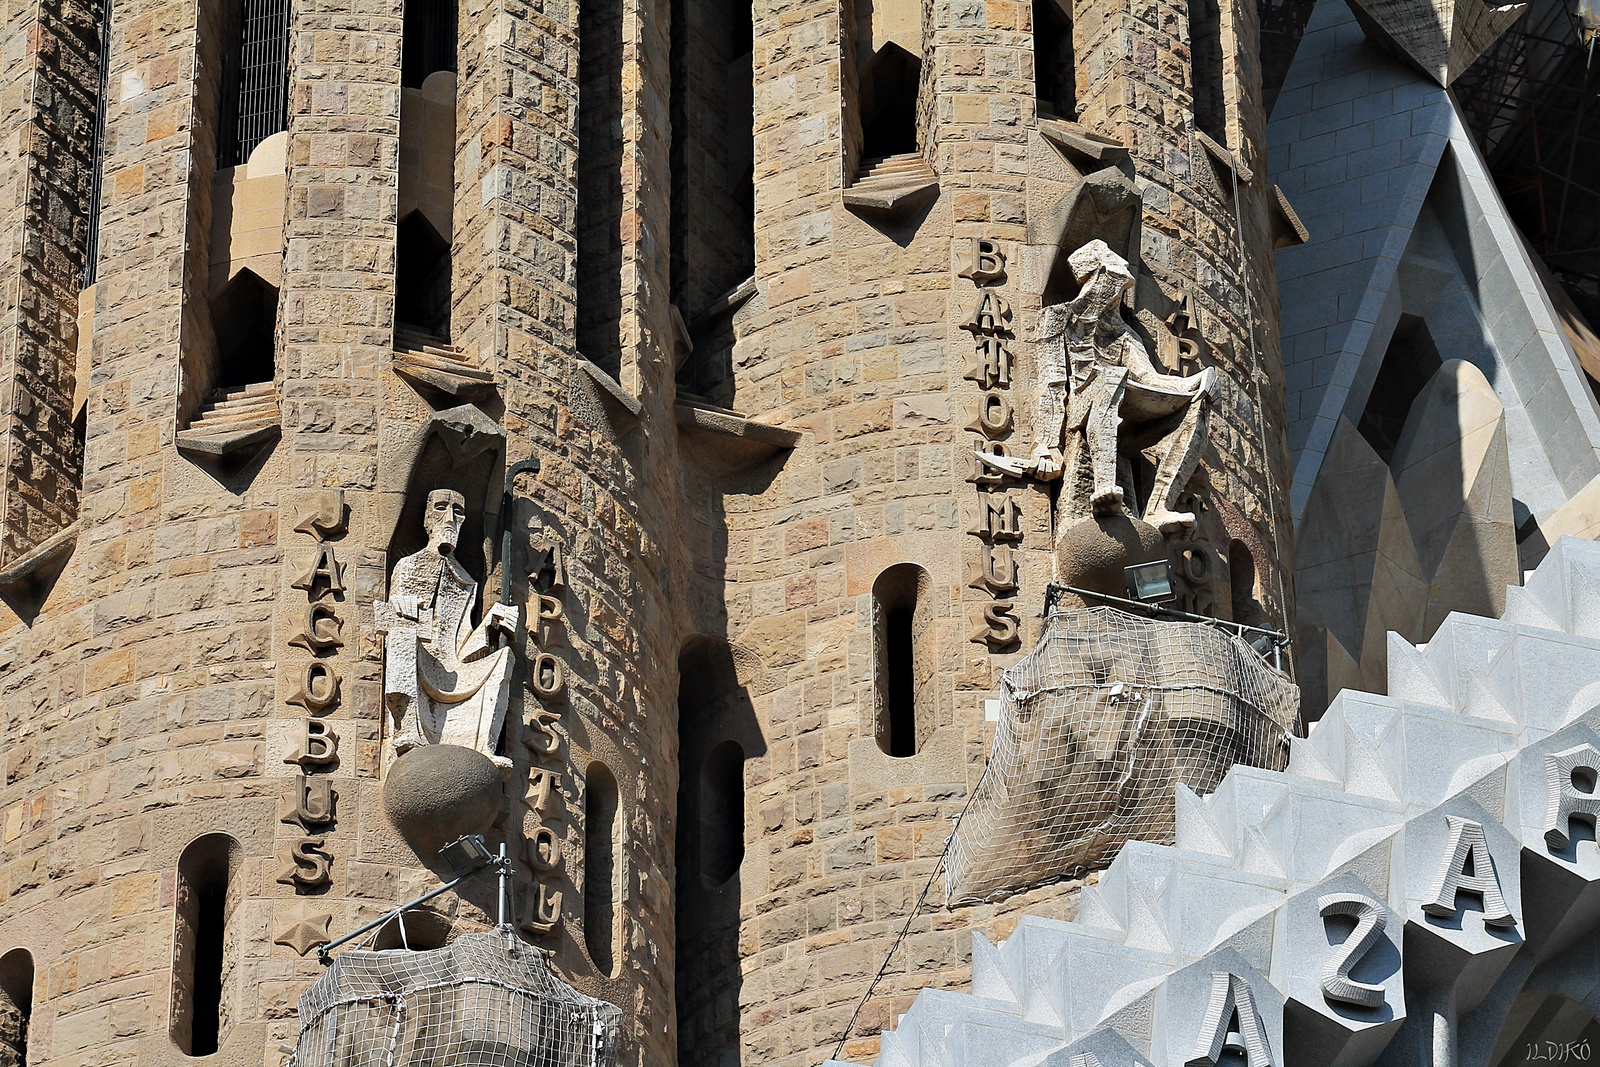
left=988, top=239, right=1216, bottom=534
left=376, top=489, right=520, bottom=776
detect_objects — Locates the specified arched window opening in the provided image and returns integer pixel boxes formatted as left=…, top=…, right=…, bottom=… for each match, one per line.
left=1228, top=539, right=1259, bottom=627
left=210, top=268, right=278, bottom=389
left=873, top=563, right=933, bottom=757
left=674, top=638, right=760, bottom=1067
left=171, top=834, right=241, bottom=1057
left=217, top=0, right=291, bottom=167
left=577, top=0, right=625, bottom=376
left=0, top=949, right=33, bottom=1066
left=668, top=0, right=756, bottom=386
left=1189, top=0, right=1227, bottom=145
left=403, top=0, right=457, bottom=88
left=1033, top=0, right=1075, bottom=120
left=859, top=42, right=921, bottom=160
left=700, top=741, right=745, bottom=885
left=1356, top=315, right=1442, bottom=467
left=584, top=762, right=621, bottom=977
left=396, top=211, right=452, bottom=341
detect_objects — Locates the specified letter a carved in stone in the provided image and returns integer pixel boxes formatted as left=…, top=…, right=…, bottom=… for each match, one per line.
left=1422, top=815, right=1514, bottom=927
left=1188, top=973, right=1274, bottom=1067
left=1544, top=744, right=1600, bottom=851
left=292, top=545, right=345, bottom=595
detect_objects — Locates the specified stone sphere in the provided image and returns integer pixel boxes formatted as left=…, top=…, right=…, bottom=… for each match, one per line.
left=383, top=745, right=503, bottom=857
left=1055, top=512, right=1167, bottom=599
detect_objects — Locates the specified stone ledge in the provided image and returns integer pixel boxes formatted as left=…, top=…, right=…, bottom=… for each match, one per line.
left=1038, top=118, right=1128, bottom=167
left=675, top=396, right=801, bottom=471
left=578, top=358, right=642, bottom=419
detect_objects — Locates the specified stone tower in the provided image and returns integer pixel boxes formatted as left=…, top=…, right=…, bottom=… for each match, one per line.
left=0, top=0, right=1303, bottom=1055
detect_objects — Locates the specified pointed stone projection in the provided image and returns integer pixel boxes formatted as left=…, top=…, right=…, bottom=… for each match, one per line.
left=1344, top=0, right=1524, bottom=86
left=1295, top=417, right=1426, bottom=717
left=823, top=537, right=1600, bottom=1067
left=1391, top=360, right=1517, bottom=636
left=1296, top=362, right=1517, bottom=718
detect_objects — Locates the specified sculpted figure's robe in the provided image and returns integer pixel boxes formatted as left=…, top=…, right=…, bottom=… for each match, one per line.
left=378, top=547, right=516, bottom=768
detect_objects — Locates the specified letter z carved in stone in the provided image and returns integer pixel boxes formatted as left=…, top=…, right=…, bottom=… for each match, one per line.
left=1316, top=892, right=1386, bottom=1008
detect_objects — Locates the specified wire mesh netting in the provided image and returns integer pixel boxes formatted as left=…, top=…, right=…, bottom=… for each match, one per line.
left=288, top=927, right=623, bottom=1067
left=944, top=606, right=1300, bottom=905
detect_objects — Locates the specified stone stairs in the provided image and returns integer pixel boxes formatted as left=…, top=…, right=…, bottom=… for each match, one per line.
left=393, top=324, right=495, bottom=400
left=830, top=536, right=1600, bottom=1067
left=843, top=153, right=940, bottom=214
left=175, top=381, right=281, bottom=458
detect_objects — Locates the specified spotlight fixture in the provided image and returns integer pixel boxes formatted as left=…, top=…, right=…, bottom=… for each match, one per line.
left=438, top=834, right=494, bottom=875
left=1124, top=560, right=1176, bottom=604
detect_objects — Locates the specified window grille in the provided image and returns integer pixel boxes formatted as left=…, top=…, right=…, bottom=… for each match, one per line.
left=218, top=0, right=290, bottom=168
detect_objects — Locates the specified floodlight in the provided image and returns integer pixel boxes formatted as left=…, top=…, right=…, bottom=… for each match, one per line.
left=1124, top=560, right=1176, bottom=603
left=438, top=834, right=494, bottom=874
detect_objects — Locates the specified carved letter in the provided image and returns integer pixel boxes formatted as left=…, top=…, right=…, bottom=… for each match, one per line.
left=527, top=768, right=556, bottom=814
left=288, top=660, right=342, bottom=713
left=292, top=490, right=346, bottom=542
left=964, top=337, right=1013, bottom=389
left=966, top=442, right=1012, bottom=485
left=1317, top=892, right=1386, bottom=1008
left=276, top=836, right=333, bottom=890
left=960, top=291, right=1012, bottom=335
left=523, top=708, right=562, bottom=756
left=534, top=594, right=566, bottom=647
left=1544, top=744, right=1600, bottom=851
left=529, top=653, right=567, bottom=700
left=531, top=540, right=568, bottom=596
left=968, top=545, right=1018, bottom=595
left=292, top=545, right=345, bottom=595
left=528, top=823, right=563, bottom=873
left=967, top=391, right=1015, bottom=438
left=1422, top=815, right=1514, bottom=927
left=289, top=599, right=344, bottom=652
left=1188, top=973, right=1274, bottom=1067
left=286, top=719, right=339, bottom=767
left=970, top=600, right=1019, bottom=648
left=520, top=882, right=563, bottom=935
left=280, top=774, right=336, bottom=830
left=960, top=238, right=1007, bottom=283
left=969, top=492, right=1022, bottom=542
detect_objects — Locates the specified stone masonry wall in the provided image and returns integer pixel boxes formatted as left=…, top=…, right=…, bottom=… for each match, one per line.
left=674, top=0, right=1298, bottom=1062
left=0, top=0, right=99, bottom=568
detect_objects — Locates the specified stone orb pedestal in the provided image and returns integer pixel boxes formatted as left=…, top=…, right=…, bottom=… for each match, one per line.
left=1054, top=512, right=1166, bottom=606
left=383, top=745, right=503, bottom=858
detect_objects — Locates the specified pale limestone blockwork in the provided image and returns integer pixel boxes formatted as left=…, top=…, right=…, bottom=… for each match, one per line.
left=209, top=132, right=288, bottom=294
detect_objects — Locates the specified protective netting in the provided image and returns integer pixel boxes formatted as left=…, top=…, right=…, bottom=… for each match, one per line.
left=945, top=606, right=1299, bottom=905
left=287, top=927, right=623, bottom=1067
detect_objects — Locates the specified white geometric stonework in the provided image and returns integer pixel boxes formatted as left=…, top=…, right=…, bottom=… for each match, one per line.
left=824, top=538, right=1600, bottom=1067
